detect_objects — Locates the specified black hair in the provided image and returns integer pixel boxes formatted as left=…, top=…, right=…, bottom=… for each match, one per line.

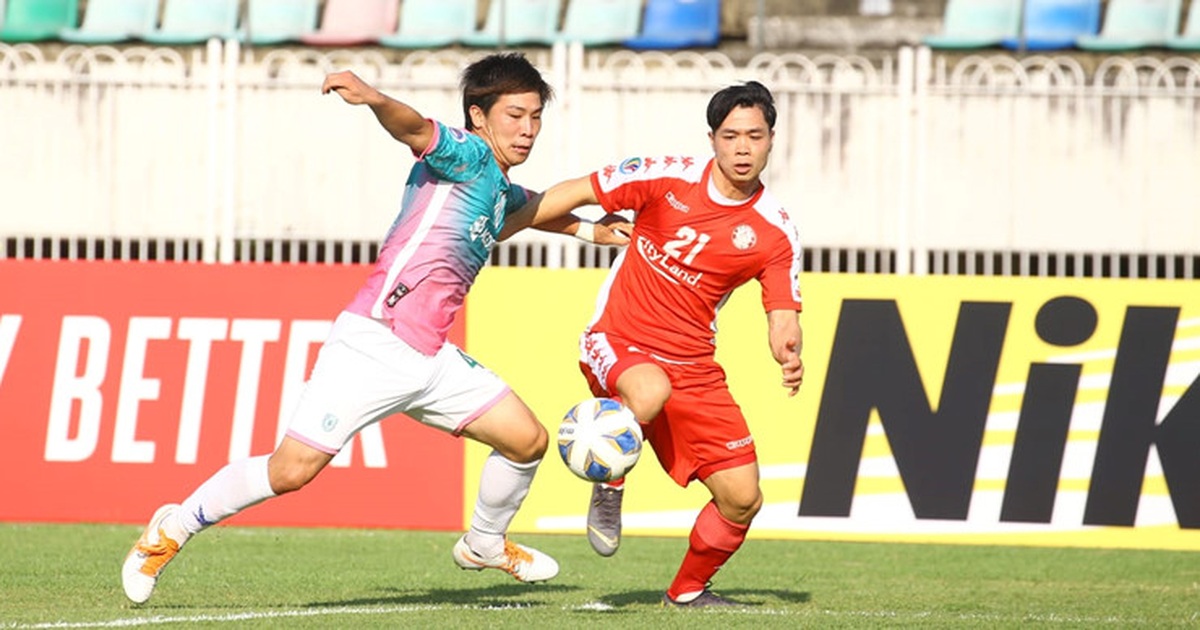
left=460, top=52, right=554, bottom=131
left=706, top=80, right=777, bottom=132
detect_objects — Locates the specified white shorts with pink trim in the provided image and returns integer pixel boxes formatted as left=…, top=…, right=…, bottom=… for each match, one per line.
left=285, top=311, right=509, bottom=454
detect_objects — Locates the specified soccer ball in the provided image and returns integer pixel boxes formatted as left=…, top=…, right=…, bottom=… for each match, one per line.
left=557, top=398, right=643, bottom=482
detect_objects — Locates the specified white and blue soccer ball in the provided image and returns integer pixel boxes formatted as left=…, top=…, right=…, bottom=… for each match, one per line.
left=557, top=398, right=643, bottom=482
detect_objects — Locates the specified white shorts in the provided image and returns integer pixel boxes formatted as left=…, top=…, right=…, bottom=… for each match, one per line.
left=285, top=311, right=510, bottom=454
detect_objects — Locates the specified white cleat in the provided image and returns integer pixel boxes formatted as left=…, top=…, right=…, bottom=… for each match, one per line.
left=452, top=535, right=559, bottom=583
left=121, top=504, right=185, bottom=604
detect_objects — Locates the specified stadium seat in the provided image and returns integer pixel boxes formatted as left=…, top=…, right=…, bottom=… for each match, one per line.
left=0, top=0, right=78, bottom=42
left=377, top=0, right=476, bottom=49
left=1165, top=0, right=1200, bottom=49
left=242, top=0, right=319, bottom=45
left=139, top=0, right=240, bottom=45
left=462, top=0, right=561, bottom=47
left=544, top=0, right=643, bottom=46
left=1000, top=0, right=1101, bottom=50
left=1076, top=0, right=1182, bottom=50
left=623, top=0, right=721, bottom=49
left=299, top=0, right=399, bottom=47
left=923, top=0, right=1020, bottom=49
left=59, top=0, right=158, bottom=44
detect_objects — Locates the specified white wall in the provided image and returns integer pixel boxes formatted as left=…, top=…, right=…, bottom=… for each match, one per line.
left=1, top=43, right=1198, bottom=267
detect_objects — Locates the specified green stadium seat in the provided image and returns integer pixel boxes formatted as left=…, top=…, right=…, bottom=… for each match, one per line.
left=544, top=0, right=642, bottom=46
left=462, top=0, right=561, bottom=47
left=1076, top=0, right=1182, bottom=50
left=923, top=0, right=1021, bottom=49
left=0, top=0, right=78, bottom=42
left=242, top=0, right=319, bottom=45
left=1165, top=0, right=1200, bottom=50
left=139, top=0, right=240, bottom=45
left=59, top=0, right=158, bottom=45
left=624, top=0, right=721, bottom=49
left=377, top=0, right=476, bottom=49
left=300, top=0, right=399, bottom=47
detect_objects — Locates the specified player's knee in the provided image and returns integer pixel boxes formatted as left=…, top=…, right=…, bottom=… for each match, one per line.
left=719, top=487, right=763, bottom=525
left=507, top=422, right=548, bottom=464
left=267, top=455, right=322, bottom=494
left=619, top=369, right=671, bottom=422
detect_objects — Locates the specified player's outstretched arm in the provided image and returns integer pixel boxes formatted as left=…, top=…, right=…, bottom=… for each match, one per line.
left=500, top=176, right=630, bottom=245
left=768, top=309, right=804, bottom=396
left=322, top=70, right=434, bottom=155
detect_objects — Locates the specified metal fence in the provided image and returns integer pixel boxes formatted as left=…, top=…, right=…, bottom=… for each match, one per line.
left=2, top=42, right=1198, bottom=277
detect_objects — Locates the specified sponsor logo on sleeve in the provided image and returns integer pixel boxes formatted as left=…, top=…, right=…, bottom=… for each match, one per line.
left=619, top=157, right=643, bottom=174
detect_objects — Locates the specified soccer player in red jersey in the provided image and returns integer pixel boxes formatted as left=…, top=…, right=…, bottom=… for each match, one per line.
left=509, top=81, right=804, bottom=607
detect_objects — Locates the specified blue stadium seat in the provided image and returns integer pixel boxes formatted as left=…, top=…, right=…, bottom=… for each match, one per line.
left=1001, top=0, right=1102, bottom=50
left=462, top=0, right=561, bottom=47
left=0, top=0, right=78, bottom=42
left=378, top=0, right=476, bottom=49
left=242, top=0, right=319, bottom=45
left=139, top=0, right=240, bottom=45
left=1076, top=0, right=1182, bottom=50
left=544, top=0, right=643, bottom=46
left=1165, top=0, right=1200, bottom=50
left=624, top=0, right=721, bottom=49
left=923, top=0, right=1021, bottom=49
left=59, top=0, right=158, bottom=44
left=300, top=0, right=399, bottom=47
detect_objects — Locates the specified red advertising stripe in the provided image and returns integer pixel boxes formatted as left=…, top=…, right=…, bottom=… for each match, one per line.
left=0, top=260, right=465, bottom=530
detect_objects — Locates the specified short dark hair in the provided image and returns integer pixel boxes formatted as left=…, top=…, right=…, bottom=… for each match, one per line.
left=461, top=53, right=554, bottom=130
left=706, top=81, right=776, bottom=132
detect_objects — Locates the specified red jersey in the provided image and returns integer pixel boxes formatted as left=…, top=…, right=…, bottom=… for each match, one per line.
left=587, top=155, right=803, bottom=362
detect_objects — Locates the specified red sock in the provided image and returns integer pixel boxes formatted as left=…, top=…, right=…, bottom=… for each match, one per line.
left=666, top=501, right=748, bottom=600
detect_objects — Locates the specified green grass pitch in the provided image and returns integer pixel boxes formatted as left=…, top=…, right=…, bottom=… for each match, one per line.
left=1, top=523, right=1198, bottom=628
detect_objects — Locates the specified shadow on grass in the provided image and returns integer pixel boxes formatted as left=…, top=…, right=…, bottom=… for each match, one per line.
left=306, top=582, right=581, bottom=608
left=599, top=587, right=811, bottom=608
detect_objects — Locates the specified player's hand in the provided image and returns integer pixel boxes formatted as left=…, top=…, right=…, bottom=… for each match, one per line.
left=321, top=70, right=378, bottom=105
left=595, top=214, right=633, bottom=246
left=780, top=339, right=803, bottom=397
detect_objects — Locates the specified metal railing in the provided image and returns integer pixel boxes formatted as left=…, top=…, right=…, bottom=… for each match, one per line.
left=2, top=42, right=1198, bottom=277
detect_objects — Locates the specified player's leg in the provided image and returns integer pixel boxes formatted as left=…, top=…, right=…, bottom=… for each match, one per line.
left=121, top=312, right=384, bottom=603
left=664, top=462, right=762, bottom=608
left=454, top=391, right=558, bottom=582
left=122, top=438, right=334, bottom=604
left=579, top=332, right=672, bottom=556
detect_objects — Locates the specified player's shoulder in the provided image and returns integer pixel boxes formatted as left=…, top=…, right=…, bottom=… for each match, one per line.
left=750, top=188, right=800, bottom=239
left=596, top=154, right=706, bottom=188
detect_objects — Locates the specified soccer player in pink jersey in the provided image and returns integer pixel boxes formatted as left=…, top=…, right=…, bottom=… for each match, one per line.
left=121, top=53, right=628, bottom=604
left=510, top=81, right=804, bottom=607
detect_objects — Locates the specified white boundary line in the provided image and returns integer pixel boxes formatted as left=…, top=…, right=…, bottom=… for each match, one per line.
left=4, top=603, right=1183, bottom=628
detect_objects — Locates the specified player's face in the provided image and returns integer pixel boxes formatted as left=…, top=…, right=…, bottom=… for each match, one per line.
left=472, top=91, right=544, bottom=172
left=709, top=105, right=774, bottom=199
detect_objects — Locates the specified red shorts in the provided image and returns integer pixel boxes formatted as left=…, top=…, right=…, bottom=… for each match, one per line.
left=579, top=331, right=756, bottom=487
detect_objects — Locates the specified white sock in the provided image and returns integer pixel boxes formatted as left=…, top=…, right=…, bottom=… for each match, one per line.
left=465, top=451, right=539, bottom=558
left=176, top=455, right=277, bottom=537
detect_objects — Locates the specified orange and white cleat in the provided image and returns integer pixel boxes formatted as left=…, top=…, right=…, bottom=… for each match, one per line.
left=121, top=504, right=186, bottom=603
left=452, top=535, right=558, bottom=583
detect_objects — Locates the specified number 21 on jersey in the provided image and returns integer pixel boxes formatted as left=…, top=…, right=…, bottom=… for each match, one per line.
left=663, top=227, right=710, bottom=265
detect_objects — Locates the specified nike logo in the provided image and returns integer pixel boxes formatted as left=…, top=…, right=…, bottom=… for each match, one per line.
left=588, top=525, right=620, bottom=549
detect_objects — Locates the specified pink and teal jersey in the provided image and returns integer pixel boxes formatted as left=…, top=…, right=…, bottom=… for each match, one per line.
left=345, top=120, right=531, bottom=356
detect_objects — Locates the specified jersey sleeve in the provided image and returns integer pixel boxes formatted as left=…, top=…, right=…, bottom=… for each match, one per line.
left=503, top=183, right=532, bottom=216
left=758, top=209, right=804, bottom=313
left=420, top=120, right=491, bottom=183
left=588, top=156, right=674, bottom=214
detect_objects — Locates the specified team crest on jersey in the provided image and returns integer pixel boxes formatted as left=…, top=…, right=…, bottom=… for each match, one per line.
left=732, top=224, right=757, bottom=250
left=619, top=157, right=642, bottom=174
